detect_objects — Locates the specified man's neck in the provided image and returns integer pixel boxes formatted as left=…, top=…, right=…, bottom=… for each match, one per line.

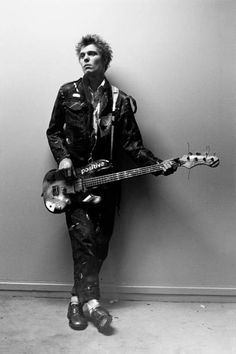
left=83, top=73, right=105, bottom=92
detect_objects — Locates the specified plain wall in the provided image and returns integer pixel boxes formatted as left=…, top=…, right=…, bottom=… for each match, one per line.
left=0, top=0, right=236, bottom=297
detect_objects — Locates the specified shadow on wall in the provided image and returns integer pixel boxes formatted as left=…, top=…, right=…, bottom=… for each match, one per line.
left=102, top=150, right=229, bottom=288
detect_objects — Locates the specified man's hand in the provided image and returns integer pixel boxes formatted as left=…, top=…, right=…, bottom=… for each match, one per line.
left=58, top=158, right=76, bottom=179
left=161, top=159, right=178, bottom=176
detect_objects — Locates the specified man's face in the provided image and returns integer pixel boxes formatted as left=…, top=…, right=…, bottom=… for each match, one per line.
left=79, top=44, right=105, bottom=76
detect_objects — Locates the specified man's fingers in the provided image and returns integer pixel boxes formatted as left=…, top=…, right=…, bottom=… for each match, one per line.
left=62, top=167, right=72, bottom=179
left=63, top=166, right=77, bottom=180
left=72, top=166, right=77, bottom=178
left=66, top=168, right=72, bottom=177
left=161, top=160, right=178, bottom=175
left=162, top=161, right=173, bottom=171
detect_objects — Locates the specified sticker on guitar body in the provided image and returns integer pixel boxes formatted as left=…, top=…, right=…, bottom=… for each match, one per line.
left=80, top=160, right=108, bottom=175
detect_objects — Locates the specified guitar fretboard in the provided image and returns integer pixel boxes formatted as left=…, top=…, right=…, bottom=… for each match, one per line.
left=83, top=164, right=163, bottom=188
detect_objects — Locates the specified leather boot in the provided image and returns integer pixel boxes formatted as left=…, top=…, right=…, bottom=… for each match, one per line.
left=67, top=302, right=88, bottom=330
left=89, top=306, right=112, bottom=332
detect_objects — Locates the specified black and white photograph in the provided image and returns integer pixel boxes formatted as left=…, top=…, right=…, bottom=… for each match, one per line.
left=0, top=0, right=235, bottom=353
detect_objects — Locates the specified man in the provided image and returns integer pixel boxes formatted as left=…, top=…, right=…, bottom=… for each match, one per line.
left=46, top=34, right=177, bottom=333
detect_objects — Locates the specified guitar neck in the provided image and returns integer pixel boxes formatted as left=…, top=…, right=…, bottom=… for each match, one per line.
left=83, top=163, right=165, bottom=188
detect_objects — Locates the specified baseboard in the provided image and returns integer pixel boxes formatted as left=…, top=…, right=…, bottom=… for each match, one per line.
left=1, top=281, right=236, bottom=302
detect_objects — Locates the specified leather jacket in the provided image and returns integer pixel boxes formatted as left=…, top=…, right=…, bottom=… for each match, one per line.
left=47, top=77, right=161, bottom=169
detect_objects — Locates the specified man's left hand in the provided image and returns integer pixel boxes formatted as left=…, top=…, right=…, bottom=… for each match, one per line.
left=161, top=159, right=178, bottom=176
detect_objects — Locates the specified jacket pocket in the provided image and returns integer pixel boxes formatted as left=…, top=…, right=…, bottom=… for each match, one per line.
left=64, top=99, right=87, bottom=112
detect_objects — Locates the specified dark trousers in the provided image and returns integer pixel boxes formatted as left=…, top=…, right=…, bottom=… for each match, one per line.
left=66, top=186, right=117, bottom=304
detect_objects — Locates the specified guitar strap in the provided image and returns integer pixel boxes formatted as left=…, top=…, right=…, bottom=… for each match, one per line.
left=110, top=85, right=119, bottom=160
left=110, top=86, right=137, bottom=161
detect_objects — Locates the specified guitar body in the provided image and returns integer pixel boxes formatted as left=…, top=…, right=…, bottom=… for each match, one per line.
left=42, top=159, right=112, bottom=213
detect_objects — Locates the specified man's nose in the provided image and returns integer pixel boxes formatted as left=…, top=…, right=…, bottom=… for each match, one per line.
left=84, top=54, right=89, bottom=62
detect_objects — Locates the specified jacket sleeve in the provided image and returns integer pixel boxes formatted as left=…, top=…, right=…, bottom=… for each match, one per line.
left=46, top=89, right=70, bottom=164
left=116, top=96, right=162, bottom=166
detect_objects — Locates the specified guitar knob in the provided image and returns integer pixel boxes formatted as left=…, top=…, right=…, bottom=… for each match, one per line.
left=194, top=157, right=198, bottom=161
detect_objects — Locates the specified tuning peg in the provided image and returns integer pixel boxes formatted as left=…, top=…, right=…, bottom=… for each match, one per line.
left=187, top=142, right=191, bottom=154
left=196, top=152, right=201, bottom=155
left=188, top=152, right=193, bottom=155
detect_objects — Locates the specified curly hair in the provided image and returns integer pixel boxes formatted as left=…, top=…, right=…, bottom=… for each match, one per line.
left=75, top=34, right=113, bottom=71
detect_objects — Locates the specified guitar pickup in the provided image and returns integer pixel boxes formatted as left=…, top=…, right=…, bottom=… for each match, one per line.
left=52, top=185, right=60, bottom=196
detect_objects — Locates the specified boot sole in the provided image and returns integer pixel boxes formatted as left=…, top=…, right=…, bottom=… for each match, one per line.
left=69, top=321, right=88, bottom=330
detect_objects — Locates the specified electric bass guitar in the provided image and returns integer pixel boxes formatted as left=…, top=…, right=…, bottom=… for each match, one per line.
left=42, top=152, right=219, bottom=214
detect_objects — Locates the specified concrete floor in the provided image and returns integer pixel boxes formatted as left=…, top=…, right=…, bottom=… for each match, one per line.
left=0, top=296, right=236, bottom=354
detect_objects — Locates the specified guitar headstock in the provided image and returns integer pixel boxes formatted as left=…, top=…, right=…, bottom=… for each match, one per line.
left=179, top=152, right=220, bottom=169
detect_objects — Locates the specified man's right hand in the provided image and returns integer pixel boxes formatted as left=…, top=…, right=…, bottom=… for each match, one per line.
left=58, top=158, right=76, bottom=179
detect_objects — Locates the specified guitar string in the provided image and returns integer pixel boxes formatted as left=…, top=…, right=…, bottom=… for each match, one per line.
left=73, top=155, right=217, bottom=190
left=81, top=157, right=215, bottom=187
